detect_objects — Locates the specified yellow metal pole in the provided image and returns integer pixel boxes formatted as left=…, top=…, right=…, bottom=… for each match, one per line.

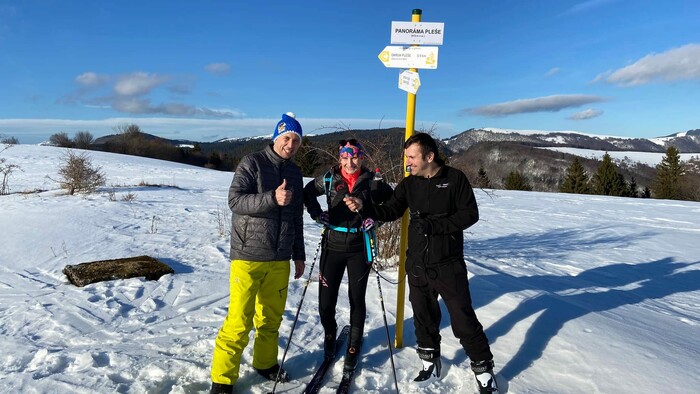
left=395, top=8, right=422, bottom=349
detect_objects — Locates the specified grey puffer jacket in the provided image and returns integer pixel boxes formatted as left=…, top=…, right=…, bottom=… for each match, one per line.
left=228, top=145, right=305, bottom=262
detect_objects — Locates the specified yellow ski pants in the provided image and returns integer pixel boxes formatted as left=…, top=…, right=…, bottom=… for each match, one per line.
left=210, top=259, right=290, bottom=386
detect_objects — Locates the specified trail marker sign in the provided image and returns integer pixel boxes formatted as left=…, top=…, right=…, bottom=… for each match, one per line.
left=398, top=70, right=421, bottom=94
left=378, top=46, right=439, bottom=69
left=391, top=21, right=444, bottom=45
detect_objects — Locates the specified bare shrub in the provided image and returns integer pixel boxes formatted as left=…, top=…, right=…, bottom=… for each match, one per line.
left=147, top=215, right=159, bottom=234
left=73, top=131, right=94, bottom=149
left=51, top=241, right=69, bottom=258
left=216, top=204, right=231, bottom=238
left=1, top=143, right=22, bottom=195
left=121, top=192, right=137, bottom=202
left=49, top=132, right=74, bottom=148
left=0, top=158, right=21, bottom=195
left=374, top=221, right=401, bottom=265
left=138, top=180, right=161, bottom=187
left=55, top=150, right=106, bottom=195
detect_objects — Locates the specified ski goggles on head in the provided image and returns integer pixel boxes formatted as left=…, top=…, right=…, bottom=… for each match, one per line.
left=339, top=139, right=365, bottom=158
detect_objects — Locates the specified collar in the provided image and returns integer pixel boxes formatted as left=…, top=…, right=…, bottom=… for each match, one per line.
left=265, top=144, right=288, bottom=165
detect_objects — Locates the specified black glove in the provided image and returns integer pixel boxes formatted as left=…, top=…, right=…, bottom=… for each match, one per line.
left=314, top=211, right=330, bottom=226
left=412, top=218, right=432, bottom=236
left=370, top=180, right=392, bottom=204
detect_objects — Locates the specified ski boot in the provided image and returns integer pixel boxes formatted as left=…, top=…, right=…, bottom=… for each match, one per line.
left=343, top=345, right=360, bottom=375
left=471, top=359, right=499, bottom=393
left=254, top=364, right=288, bottom=383
left=209, top=382, right=233, bottom=394
left=323, top=326, right=337, bottom=360
left=343, top=326, right=363, bottom=375
left=414, top=347, right=441, bottom=382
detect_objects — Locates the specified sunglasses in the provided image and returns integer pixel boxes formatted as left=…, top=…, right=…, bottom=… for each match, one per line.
left=338, top=139, right=365, bottom=158
left=339, top=139, right=360, bottom=147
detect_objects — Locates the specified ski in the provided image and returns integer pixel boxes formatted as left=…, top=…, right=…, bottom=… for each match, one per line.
left=303, top=325, right=350, bottom=394
left=336, top=367, right=357, bottom=394
left=336, top=338, right=362, bottom=394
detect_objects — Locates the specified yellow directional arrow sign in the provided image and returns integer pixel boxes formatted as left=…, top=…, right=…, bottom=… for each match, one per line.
left=398, top=70, right=421, bottom=94
left=377, top=46, right=439, bottom=69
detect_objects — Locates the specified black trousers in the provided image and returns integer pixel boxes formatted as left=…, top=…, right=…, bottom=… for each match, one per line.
left=318, top=249, right=371, bottom=343
left=407, top=258, right=493, bottom=362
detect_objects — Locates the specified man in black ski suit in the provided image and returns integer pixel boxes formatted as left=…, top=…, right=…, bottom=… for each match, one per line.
left=344, top=133, right=499, bottom=393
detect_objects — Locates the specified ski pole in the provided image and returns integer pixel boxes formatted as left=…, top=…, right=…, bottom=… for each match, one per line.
left=269, top=229, right=325, bottom=394
left=347, top=196, right=398, bottom=392
left=369, top=231, right=400, bottom=393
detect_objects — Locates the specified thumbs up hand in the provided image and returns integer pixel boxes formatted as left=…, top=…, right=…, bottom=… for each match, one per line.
left=275, top=179, right=293, bottom=206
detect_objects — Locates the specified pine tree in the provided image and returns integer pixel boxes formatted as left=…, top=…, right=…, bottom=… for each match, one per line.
left=207, top=152, right=222, bottom=169
left=592, top=153, right=625, bottom=196
left=652, top=146, right=685, bottom=200
left=504, top=171, right=532, bottom=191
left=627, top=176, right=638, bottom=198
left=474, top=166, right=492, bottom=188
left=560, top=157, right=590, bottom=194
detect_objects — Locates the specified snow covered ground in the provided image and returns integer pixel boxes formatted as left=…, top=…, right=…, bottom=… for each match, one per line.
left=1, top=145, right=699, bottom=393
left=541, top=146, right=699, bottom=167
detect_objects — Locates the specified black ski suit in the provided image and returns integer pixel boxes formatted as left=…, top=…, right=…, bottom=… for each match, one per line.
left=365, top=165, right=493, bottom=362
left=303, top=166, right=392, bottom=346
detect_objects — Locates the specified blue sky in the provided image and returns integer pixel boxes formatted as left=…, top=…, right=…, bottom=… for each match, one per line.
left=1, top=0, right=699, bottom=144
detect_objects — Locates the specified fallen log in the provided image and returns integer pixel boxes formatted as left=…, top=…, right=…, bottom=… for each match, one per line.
left=63, top=255, right=174, bottom=287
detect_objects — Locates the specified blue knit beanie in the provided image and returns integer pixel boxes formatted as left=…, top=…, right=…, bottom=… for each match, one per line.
left=272, top=112, right=303, bottom=142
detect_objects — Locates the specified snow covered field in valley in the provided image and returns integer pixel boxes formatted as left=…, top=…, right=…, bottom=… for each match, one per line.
left=1, top=145, right=699, bottom=393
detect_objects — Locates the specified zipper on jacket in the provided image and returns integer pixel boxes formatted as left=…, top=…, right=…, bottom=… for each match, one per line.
left=276, top=161, right=284, bottom=253
left=424, top=176, right=432, bottom=268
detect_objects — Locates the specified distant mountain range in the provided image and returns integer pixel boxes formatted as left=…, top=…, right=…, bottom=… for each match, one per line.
left=86, top=126, right=700, bottom=194
left=444, top=128, right=700, bottom=154
left=92, top=127, right=700, bottom=154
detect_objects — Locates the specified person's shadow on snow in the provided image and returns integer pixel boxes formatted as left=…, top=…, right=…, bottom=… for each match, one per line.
left=480, top=257, right=700, bottom=381
left=386, top=227, right=699, bottom=387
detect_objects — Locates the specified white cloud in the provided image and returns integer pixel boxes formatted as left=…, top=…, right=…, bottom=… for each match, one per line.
left=595, top=43, right=700, bottom=86
left=546, top=67, right=561, bottom=77
left=467, top=94, right=606, bottom=117
left=0, top=116, right=417, bottom=144
left=560, top=0, right=619, bottom=17
left=75, top=72, right=109, bottom=87
left=205, top=63, right=231, bottom=76
left=111, top=98, right=240, bottom=118
left=569, top=108, right=604, bottom=120
left=114, top=72, right=169, bottom=96
left=169, top=84, right=193, bottom=95
left=58, top=71, right=242, bottom=119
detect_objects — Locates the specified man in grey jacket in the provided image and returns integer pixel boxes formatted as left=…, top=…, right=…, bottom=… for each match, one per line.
left=210, top=112, right=306, bottom=394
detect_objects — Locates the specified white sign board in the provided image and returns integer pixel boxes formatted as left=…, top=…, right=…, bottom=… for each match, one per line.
left=398, top=70, right=421, bottom=94
left=378, top=46, right=439, bottom=69
left=391, top=21, right=444, bottom=45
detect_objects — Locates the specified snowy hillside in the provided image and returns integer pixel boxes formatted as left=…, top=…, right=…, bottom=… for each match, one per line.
left=445, top=127, right=700, bottom=154
left=1, top=145, right=699, bottom=394
left=541, top=147, right=699, bottom=167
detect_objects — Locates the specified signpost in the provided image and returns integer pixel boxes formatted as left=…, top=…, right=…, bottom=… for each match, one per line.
left=378, top=46, right=439, bottom=69
left=377, top=9, right=444, bottom=349
left=391, top=21, right=445, bottom=45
